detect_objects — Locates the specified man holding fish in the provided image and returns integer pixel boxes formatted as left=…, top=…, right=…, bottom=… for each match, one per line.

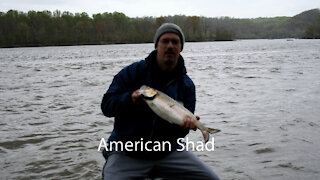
left=101, top=23, right=220, bottom=180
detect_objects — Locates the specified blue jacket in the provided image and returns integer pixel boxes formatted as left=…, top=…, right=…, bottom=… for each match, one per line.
left=101, top=50, right=196, bottom=158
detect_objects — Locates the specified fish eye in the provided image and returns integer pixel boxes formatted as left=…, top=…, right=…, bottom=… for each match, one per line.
left=142, top=91, right=157, bottom=100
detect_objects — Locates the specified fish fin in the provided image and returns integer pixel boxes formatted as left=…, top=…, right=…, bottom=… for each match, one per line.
left=201, top=128, right=221, bottom=143
left=201, top=130, right=209, bottom=143
left=207, top=127, right=221, bottom=134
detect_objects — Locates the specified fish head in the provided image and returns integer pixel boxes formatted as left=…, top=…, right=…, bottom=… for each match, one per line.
left=139, top=85, right=158, bottom=100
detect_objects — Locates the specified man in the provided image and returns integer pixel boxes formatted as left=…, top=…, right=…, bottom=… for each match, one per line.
left=101, top=23, right=219, bottom=180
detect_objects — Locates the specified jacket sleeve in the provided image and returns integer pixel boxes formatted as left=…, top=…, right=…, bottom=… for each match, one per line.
left=183, top=76, right=196, bottom=114
left=101, top=63, right=140, bottom=117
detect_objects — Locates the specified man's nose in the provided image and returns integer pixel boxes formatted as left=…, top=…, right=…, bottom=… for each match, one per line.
left=167, top=41, right=174, bottom=48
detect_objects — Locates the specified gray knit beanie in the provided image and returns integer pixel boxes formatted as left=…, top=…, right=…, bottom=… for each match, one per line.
left=154, top=23, right=185, bottom=51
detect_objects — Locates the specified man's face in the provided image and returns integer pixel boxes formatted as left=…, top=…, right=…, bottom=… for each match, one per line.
left=156, top=33, right=182, bottom=71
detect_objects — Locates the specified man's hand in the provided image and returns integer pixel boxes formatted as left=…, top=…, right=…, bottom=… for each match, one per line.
left=181, top=116, right=200, bottom=131
left=131, top=89, right=145, bottom=105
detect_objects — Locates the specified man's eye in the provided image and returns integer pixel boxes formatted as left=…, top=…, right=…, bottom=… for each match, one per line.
left=172, top=40, right=178, bottom=45
left=161, top=39, right=179, bottom=44
left=161, top=39, right=169, bottom=44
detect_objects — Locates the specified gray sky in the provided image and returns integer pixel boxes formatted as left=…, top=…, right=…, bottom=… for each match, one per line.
left=0, top=0, right=319, bottom=18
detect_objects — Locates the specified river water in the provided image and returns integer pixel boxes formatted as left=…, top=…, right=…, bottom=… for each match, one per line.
left=0, top=39, right=319, bottom=179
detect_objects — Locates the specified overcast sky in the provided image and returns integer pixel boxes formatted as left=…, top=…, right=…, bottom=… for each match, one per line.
left=0, top=0, right=319, bottom=18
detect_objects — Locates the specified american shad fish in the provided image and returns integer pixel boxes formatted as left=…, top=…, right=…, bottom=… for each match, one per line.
left=139, top=85, right=220, bottom=143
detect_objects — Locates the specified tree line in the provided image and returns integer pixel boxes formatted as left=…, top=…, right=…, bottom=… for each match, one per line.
left=303, top=18, right=320, bottom=38
left=0, top=9, right=319, bottom=48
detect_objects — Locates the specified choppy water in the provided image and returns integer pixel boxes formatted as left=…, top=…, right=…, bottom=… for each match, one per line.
left=0, top=39, right=320, bottom=179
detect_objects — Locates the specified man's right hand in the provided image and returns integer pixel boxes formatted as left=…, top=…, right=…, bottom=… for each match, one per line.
left=131, top=89, right=145, bottom=104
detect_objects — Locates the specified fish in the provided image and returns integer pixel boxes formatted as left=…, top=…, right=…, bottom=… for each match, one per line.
left=139, top=85, right=220, bottom=143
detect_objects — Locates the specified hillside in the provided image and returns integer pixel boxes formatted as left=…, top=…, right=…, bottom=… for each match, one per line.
left=0, top=8, right=319, bottom=47
left=279, top=8, right=320, bottom=37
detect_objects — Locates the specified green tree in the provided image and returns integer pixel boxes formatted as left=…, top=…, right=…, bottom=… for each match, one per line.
left=185, top=16, right=201, bottom=41
left=155, top=17, right=166, bottom=27
left=303, top=17, right=320, bottom=38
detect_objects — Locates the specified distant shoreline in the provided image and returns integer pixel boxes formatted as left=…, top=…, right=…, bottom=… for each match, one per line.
left=4, top=38, right=319, bottom=49
left=1, top=9, right=319, bottom=48
left=0, top=40, right=236, bottom=48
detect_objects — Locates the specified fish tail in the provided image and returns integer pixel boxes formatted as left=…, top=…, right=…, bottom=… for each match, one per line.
left=201, top=130, right=210, bottom=143
left=201, top=128, right=221, bottom=143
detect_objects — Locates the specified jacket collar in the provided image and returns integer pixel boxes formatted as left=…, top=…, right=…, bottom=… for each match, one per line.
left=145, top=50, right=187, bottom=76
